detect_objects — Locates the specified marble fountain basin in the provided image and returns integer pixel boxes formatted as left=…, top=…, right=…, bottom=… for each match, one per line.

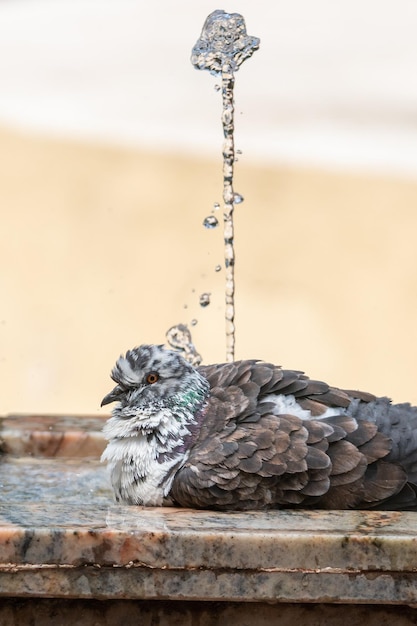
left=0, top=413, right=417, bottom=605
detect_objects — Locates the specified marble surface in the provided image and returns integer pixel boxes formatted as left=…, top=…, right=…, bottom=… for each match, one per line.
left=1, top=414, right=417, bottom=604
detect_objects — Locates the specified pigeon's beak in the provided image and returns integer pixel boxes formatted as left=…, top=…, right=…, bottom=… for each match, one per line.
left=101, top=385, right=124, bottom=407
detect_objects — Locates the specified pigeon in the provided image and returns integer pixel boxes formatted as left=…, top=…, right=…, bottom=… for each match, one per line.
left=101, top=344, right=417, bottom=511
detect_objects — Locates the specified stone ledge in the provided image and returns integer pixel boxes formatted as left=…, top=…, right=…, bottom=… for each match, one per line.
left=1, top=414, right=106, bottom=457
left=1, top=565, right=417, bottom=605
left=1, top=505, right=417, bottom=571
left=1, top=504, right=417, bottom=603
left=1, top=414, right=417, bottom=605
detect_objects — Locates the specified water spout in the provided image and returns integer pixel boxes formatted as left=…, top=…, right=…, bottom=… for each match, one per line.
left=191, top=10, right=260, bottom=362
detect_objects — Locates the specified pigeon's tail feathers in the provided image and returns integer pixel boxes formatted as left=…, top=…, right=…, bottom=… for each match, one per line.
left=347, top=398, right=417, bottom=482
left=306, top=416, right=409, bottom=510
left=364, top=477, right=417, bottom=511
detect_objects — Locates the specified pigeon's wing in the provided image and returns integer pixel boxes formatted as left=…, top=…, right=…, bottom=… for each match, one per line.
left=172, top=361, right=411, bottom=510
left=198, top=360, right=377, bottom=417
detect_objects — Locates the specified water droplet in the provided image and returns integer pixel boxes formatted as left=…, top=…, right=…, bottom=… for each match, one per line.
left=199, top=292, right=211, bottom=307
left=233, top=193, right=244, bottom=204
left=213, top=202, right=220, bottom=211
left=236, top=149, right=242, bottom=155
left=215, top=264, right=222, bottom=272
left=203, top=215, right=219, bottom=229
left=214, top=84, right=221, bottom=92
left=191, top=319, right=198, bottom=326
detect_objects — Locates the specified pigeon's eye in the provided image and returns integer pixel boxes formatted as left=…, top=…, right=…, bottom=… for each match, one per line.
left=145, top=372, right=159, bottom=384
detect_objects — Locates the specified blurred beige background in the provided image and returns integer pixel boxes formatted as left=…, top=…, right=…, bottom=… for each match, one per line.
left=1, top=1, right=417, bottom=414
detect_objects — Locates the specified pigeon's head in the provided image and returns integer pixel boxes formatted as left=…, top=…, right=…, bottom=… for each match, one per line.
left=101, top=344, right=210, bottom=421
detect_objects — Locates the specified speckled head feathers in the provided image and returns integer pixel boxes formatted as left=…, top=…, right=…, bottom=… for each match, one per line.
left=110, top=344, right=193, bottom=387
left=101, top=344, right=209, bottom=411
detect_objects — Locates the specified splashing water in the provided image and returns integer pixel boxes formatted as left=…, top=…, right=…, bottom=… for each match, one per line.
left=165, top=324, right=202, bottom=366
left=191, top=9, right=260, bottom=76
left=192, top=10, right=260, bottom=362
